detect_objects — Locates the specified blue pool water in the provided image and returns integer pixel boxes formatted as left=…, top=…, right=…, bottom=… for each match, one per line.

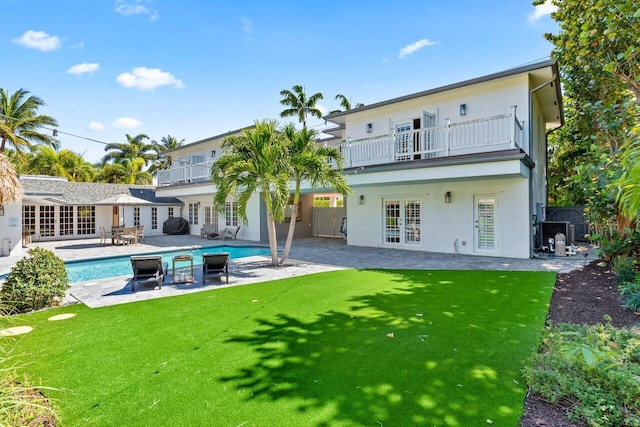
left=65, top=246, right=269, bottom=283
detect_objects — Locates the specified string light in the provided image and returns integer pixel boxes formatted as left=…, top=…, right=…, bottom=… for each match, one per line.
left=0, top=112, right=110, bottom=146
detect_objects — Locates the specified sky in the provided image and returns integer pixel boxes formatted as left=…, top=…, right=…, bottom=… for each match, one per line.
left=2, top=0, right=559, bottom=163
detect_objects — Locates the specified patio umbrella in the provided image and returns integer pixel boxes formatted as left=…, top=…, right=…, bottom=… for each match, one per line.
left=96, top=193, right=151, bottom=226
left=0, top=153, right=24, bottom=206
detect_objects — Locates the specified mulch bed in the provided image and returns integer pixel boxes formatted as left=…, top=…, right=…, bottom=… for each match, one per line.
left=519, top=261, right=640, bottom=426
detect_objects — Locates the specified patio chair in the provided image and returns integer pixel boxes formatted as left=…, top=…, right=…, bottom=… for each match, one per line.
left=99, top=226, right=116, bottom=246
left=122, top=226, right=138, bottom=245
left=200, top=223, right=216, bottom=239
left=130, top=255, right=168, bottom=292
left=136, top=225, right=145, bottom=243
left=221, top=225, right=241, bottom=240
left=202, top=252, right=230, bottom=284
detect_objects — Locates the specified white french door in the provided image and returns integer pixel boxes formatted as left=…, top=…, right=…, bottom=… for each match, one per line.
left=384, top=198, right=421, bottom=246
left=474, top=196, right=497, bottom=252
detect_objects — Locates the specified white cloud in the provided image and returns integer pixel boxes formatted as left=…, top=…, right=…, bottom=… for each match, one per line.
left=116, top=67, right=185, bottom=90
left=398, top=39, right=438, bottom=59
left=114, top=0, right=159, bottom=20
left=67, top=63, right=100, bottom=76
left=13, top=30, right=61, bottom=52
left=528, top=0, right=557, bottom=23
left=112, top=117, right=143, bottom=129
left=89, top=121, right=105, bottom=131
left=70, top=42, right=85, bottom=50
left=316, top=103, right=328, bottom=116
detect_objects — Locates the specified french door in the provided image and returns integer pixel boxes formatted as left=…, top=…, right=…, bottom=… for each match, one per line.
left=384, top=198, right=421, bottom=246
left=474, top=196, right=497, bottom=252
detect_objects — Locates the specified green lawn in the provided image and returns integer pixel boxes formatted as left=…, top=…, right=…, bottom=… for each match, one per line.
left=7, top=269, right=556, bottom=426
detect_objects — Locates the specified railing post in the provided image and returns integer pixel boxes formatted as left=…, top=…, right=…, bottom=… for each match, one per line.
left=510, top=105, right=518, bottom=149
left=445, top=118, right=451, bottom=156
left=347, top=137, right=352, bottom=168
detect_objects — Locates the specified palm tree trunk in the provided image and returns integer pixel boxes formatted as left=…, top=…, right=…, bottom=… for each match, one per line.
left=280, top=181, right=301, bottom=265
left=262, top=189, right=280, bottom=266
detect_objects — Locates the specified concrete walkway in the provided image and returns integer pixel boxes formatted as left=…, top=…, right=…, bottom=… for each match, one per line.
left=0, top=235, right=597, bottom=308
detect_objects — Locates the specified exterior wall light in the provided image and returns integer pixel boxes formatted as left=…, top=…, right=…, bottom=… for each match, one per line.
left=444, top=191, right=452, bottom=203
left=365, top=123, right=373, bottom=133
left=459, top=104, right=467, bottom=116
left=358, top=195, right=365, bottom=205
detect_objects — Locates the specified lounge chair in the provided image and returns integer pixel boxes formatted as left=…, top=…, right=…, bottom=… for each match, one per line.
left=221, top=225, right=241, bottom=240
left=130, top=255, right=168, bottom=292
left=200, top=224, right=217, bottom=239
left=99, top=226, right=116, bottom=246
left=202, top=252, right=230, bottom=284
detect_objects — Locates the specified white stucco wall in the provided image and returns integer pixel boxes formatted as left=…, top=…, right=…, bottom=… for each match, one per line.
left=346, top=176, right=531, bottom=258
left=0, top=202, right=24, bottom=257
left=344, top=74, right=530, bottom=153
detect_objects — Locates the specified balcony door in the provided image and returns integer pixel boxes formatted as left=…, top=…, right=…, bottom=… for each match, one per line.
left=474, top=196, right=497, bottom=253
left=384, top=198, right=421, bottom=246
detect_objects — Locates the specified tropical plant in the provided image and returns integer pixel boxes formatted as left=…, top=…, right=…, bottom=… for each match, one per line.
left=0, top=247, right=69, bottom=313
left=94, top=160, right=152, bottom=184
left=0, top=153, right=24, bottom=206
left=101, top=133, right=155, bottom=184
left=329, top=94, right=364, bottom=115
left=25, top=146, right=95, bottom=182
left=541, top=0, right=640, bottom=255
left=149, top=134, right=184, bottom=175
left=0, top=88, right=58, bottom=155
left=211, top=120, right=290, bottom=265
left=279, top=85, right=323, bottom=128
left=279, top=123, right=352, bottom=264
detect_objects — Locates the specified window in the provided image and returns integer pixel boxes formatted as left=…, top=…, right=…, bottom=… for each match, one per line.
left=59, top=206, right=74, bottom=236
left=204, top=205, right=218, bottom=231
left=22, top=205, right=36, bottom=235
left=151, top=207, right=158, bottom=230
left=39, top=206, right=55, bottom=237
left=225, top=201, right=238, bottom=227
left=133, top=207, right=140, bottom=226
left=188, top=203, right=199, bottom=225
left=168, top=207, right=174, bottom=218
left=77, top=206, right=95, bottom=235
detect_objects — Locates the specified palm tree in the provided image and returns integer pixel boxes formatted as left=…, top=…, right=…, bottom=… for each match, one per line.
left=149, top=134, right=184, bottom=175
left=279, top=124, right=352, bottom=264
left=101, top=133, right=155, bottom=184
left=279, top=85, right=323, bottom=128
left=329, top=94, right=365, bottom=115
left=95, top=160, right=152, bottom=184
left=0, top=88, right=59, bottom=155
left=211, top=120, right=290, bottom=265
left=26, top=146, right=96, bottom=182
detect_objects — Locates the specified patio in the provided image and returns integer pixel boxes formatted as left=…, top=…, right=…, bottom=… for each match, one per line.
left=0, top=235, right=597, bottom=308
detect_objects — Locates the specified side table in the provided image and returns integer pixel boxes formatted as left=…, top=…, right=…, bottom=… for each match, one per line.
left=172, top=254, right=194, bottom=284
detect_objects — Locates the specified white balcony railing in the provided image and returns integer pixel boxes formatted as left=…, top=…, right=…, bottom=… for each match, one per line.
left=331, top=110, right=524, bottom=169
left=157, top=111, right=524, bottom=186
left=157, top=161, right=214, bottom=186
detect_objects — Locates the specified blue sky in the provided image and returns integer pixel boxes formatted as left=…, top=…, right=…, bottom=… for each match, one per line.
left=2, top=0, right=558, bottom=163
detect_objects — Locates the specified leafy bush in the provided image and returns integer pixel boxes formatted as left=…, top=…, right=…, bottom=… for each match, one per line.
left=611, top=256, right=637, bottom=283
left=524, top=320, right=640, bottom=426
left=589, top=230, right=640, bottom=262
left=0, top=247, right=69, bottom=313
left=618, top=277, right=640, bottom=312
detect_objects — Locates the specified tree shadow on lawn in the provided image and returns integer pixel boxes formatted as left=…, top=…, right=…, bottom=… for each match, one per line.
left=220, top=269, right=554, bottom=426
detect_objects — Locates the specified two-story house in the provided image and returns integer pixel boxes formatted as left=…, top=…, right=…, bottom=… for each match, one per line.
left=137, top=60, right=564, bottom=259
left=316, top=59, right=562, bottom=258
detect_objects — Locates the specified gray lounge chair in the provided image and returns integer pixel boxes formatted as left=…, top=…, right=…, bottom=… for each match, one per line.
left=221, top=225, right=241, bottom=240
left=130, top=255, right=168, bottom=292
left=202, top=252, right=230, bottom=284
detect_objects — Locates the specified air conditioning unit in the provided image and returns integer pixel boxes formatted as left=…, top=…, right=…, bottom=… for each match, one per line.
left=540, top=221, right=571, bottom=246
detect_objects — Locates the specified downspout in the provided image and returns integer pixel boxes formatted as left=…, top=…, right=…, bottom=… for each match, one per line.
left=528, top=73, right=562, bottom=258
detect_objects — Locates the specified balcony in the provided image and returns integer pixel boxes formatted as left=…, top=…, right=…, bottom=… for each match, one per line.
left=330, top=111, right=524, bottom=169
left=157, top=111, right=524, bottom=186
left=157, top=161, right=214, bottom=187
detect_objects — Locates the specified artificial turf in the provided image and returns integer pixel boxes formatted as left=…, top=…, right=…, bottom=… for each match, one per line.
left=6, top=269, right=556, bottom=426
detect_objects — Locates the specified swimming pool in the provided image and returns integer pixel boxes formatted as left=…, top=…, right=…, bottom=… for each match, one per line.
left=65, top=246, right=269, bottom=283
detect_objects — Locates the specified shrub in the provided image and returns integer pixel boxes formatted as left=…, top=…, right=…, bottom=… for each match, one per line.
left=611, top=256, right=637, bottom=283
left=524, top=320, right=640, bottom=426
left=0, top=247, right=69, bottom=314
